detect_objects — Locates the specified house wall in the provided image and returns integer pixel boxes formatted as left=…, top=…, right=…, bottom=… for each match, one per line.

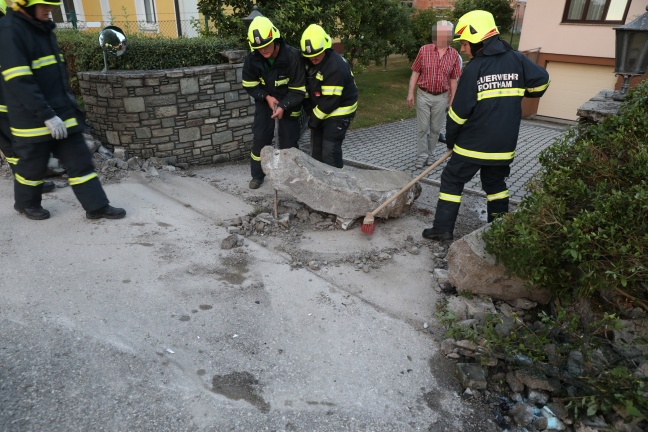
left=77, top=63, right=254, bottom=165
left=519, top=0, right=646, bottom=58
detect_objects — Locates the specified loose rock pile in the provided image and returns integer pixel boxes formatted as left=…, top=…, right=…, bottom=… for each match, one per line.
left=436, top=290, right=648, bottom=432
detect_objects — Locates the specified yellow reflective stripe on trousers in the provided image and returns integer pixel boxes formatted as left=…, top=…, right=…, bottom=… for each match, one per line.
left=487, top=190, right=510, bottom=201
left=242, top=79, right=260, bottom=88
left=439, top=192, right=461, bottom=203
left=453, top=144, right=514, bottom=161
left=448, top=107, right=466, bottom=125
left=15, top=173, right=44, bottom=187
left=6, top=157, right=18, bottom=165
left=321, top=85, right=343, bottom=96
left=527, top=80, right=550, bottom=93
left=289, top=111, right=301, bottom=117
left=31, top=55, right=57, bottom=70
left=477, top=88, right=525, bottom=101
left=275, top=78, right=289, bottom=86
left=11, top=118, right=78, bottom=138
left=68, top=172, right=98, bottom=186
left=250, top=151, right=261, bottom=162
left=2, top=66, right=32, bottom=81
left=0, top=104, right=7, bottom=113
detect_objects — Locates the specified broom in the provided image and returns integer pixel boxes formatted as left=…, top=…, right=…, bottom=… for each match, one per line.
left=361, top=149, right=452, bottom=235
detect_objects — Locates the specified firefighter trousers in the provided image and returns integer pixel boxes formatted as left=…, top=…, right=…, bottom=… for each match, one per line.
left=13, top=132, right=108, bottom=211
left=0, top=116, right=18, bottom=174
left=250, top=101, right=301, bottom=181
left=310, top=116, right=353, bottom=169
left=432, top=157, right=511, bottom=234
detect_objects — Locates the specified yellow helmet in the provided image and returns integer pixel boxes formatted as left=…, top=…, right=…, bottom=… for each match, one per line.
left=300, top=24, right=332, bottom=58
left=11, top=0, right=61, bottom=10
left=0, top=0, right=7, bottom=15
left=247, top=16, right=280, bottom=50
left=453, top=10, right=499, bottom=44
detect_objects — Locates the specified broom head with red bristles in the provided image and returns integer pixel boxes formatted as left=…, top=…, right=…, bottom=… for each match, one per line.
left=361, top=213, right=375, bottom=235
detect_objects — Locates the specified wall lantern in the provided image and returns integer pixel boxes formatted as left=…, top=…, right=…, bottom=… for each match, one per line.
left=242, top=5, right=264, bottom=32
left=613, top=6, right=648, bottom=101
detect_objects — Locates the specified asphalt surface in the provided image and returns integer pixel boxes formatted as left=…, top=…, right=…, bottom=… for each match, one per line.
left=0, top=161, right=496, bottom=432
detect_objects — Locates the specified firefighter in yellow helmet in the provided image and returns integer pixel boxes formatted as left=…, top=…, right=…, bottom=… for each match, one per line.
left=422, top=10, right=550, bottom=241
left=242, top=16, right=306, bottom=189
left=0, top=0, right=126, bottom=219
left=300, top=24, right=358, bottom=169
left=0, top=0, right=56, bottom=193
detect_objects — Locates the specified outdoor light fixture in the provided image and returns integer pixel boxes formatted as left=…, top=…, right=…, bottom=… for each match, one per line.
left=612, top=6, right=648, bottom=101
left=242, top=5, right=263, bottom=31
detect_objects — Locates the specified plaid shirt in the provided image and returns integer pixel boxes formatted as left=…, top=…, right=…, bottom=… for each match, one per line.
left=411, top=44, right=461, bottom=94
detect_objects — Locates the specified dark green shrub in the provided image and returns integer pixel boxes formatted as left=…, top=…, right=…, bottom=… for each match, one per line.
left=483, top=80, right=648, bottom=305
left=56, top=29, right=243, bottom=98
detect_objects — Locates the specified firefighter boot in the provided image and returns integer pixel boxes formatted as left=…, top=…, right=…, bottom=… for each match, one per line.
left=86, top=204, right=126, bottom=220
left=14, top=203, right=50, bottom=220
left=43, top=180, right=55, bottom=193
left=422, top=200, right=459, bottom=241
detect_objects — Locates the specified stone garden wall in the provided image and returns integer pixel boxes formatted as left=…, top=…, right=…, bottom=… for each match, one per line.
left=77, top=63, right=254, bottom=165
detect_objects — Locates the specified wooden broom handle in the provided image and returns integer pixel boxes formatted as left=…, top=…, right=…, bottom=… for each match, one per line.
left=370, top=150, right=452, bottom=217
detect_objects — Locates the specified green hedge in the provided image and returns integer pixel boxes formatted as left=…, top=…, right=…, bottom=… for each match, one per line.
left=483, top=80, right=648, bottom=304
left=56, top=30, right=244, bottom=98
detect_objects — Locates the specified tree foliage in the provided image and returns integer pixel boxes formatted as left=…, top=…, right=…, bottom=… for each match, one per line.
left=451, top=0, right=514, bottom=33
left=197, top=0, right=415, bottom=71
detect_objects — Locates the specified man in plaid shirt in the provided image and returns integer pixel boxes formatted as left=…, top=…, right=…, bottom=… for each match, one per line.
left=407, top=21, right=461, bottom=169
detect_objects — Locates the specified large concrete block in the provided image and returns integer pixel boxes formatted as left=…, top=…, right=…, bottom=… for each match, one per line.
left=447, top=225, right=551, bottom=304
left=260, top=147, right=420, bottom=220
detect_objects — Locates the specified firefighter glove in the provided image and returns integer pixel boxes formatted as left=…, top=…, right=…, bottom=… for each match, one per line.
left=45, top=116, right=68, bottom=140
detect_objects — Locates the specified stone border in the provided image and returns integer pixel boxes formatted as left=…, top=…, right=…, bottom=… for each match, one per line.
left=78, top=64, right=254, bottom=165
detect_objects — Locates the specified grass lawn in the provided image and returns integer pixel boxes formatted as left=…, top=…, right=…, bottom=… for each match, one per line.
left=351, top=34, right=520, bottom=130
left=352, top=55, right=416, bottom=130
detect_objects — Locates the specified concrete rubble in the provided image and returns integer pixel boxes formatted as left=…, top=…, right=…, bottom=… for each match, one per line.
left=260, top=146, right=421, bottom=221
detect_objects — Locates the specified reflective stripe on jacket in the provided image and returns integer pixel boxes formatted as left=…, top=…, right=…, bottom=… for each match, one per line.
left=305, top=50, right=358, bottom=128
left=445, top=37, right=550, bottom=165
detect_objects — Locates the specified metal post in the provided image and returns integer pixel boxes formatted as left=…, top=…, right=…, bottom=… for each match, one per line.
left=69, top=10, right=77, bottom=30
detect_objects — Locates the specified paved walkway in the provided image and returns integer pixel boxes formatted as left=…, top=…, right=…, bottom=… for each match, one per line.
left=337, top=118, right=568, bottom=203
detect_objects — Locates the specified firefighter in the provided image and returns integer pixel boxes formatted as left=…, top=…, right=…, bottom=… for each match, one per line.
left=422, top=10, right=549, bottom=241
left=0, top=0, right=125, bottom=220
left=242, top=16, right=306, bottom=189
left=0, top=0, right=54, bottom=193
left=300, top=24, right=358, bottom=169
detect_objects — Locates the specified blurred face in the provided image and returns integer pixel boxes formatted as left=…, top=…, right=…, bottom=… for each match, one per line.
left=256, top=42, right=276, bottom=59
left=432, top=21, right=453, bottom=49
left=308, top=52, right=326, bottom=65
left=460, top=41, right=473, bottom=59
left=34, top=4, right=54, bottom=22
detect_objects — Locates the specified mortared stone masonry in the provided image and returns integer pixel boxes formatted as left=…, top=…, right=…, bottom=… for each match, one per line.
left=78, top=63, right=254, bottom=165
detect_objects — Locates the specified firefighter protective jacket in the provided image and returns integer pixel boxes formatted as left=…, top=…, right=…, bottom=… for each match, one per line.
left=305, top=49, right=358, bottom=129
left=242, top=40, right=306, bottom=115
left=446, top=37, right=550, bottom=166
left=0, top=9, right=84, bottom=144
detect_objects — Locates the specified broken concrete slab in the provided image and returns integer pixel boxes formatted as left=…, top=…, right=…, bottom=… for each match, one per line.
left=260, top=147, right=421, bottom=220
left=447, top=224, right=551, bottom=304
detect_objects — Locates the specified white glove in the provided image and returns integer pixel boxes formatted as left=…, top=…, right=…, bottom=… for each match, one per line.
left=44, top=116, right=68, bottom=140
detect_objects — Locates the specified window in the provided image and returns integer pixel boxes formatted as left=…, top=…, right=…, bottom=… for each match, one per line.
left=143, top=0, right=157, bottom=24
left=51, top=0, right=77, bottom=24
left=562, top=0, right=631, bottom=24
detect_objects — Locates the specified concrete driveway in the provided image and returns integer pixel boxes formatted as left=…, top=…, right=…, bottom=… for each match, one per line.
left=0, top=163, right=496, bottom=432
